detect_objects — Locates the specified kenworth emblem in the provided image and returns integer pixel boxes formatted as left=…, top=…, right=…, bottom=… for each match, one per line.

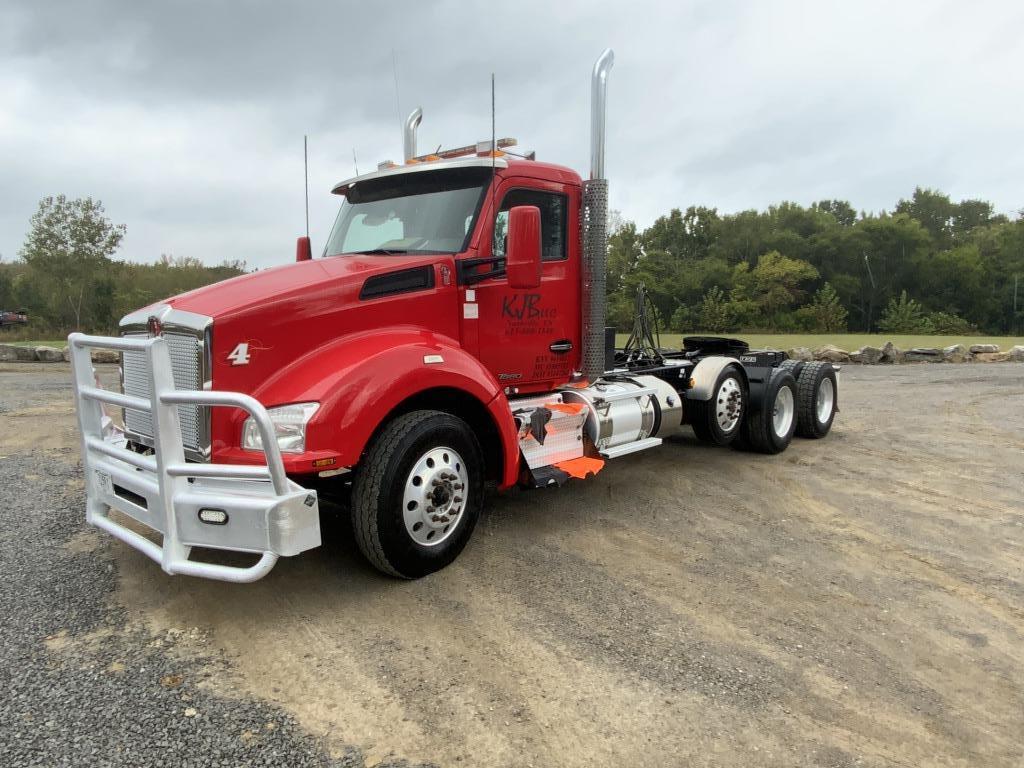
left=147, top=316, right=163, bottom=337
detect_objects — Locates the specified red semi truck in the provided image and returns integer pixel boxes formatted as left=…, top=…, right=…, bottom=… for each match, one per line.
left=69, top=50, right=838, bottom=582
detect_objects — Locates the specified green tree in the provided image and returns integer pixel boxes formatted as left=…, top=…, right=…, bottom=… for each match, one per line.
left=698, top=286, right=733, bottom=332
left=878, top=290, right=932, bottom=333
left=731, top=251, right=819, bottom=329
left=19, top=195, right=126, bottom=330
left=801, top=282, right=848, bottom=332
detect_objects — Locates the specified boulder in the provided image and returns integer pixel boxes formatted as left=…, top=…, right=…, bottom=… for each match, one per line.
left=975, top=351, right=1010, bottom=363
left=850, top=345, right=884, bottom=364
left=786, top=346, right=813, bottom=362
left=0, top=345, right=19, bottom=362
left=34, top=345, right=65, bottom=362
left=0, top=343, right=37, bottom=361
left=879, top=341, right=903, bottom=364
left=90, top=349, right=121, bottom=364
left=942, top=344, right=969, bottom=363
left=1007, top=345, right=1024, bottom=362
left=62, top=345, right=71, bottom=362
left=969, top=344, right=1000, bottom=354
left=813, top=344, right=850, bottom=363
left=903, top=347, right=944, bottom=363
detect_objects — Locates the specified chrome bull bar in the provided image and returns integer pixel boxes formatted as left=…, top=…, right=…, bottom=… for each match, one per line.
left=68, top=333, right=321, bottom=583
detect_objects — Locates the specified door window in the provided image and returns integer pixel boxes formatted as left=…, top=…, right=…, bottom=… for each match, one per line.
left=492, top=190, right=567, bottom=262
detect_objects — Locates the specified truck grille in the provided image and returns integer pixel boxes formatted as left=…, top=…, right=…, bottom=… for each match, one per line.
left=122, top=331, right=207, bottom=456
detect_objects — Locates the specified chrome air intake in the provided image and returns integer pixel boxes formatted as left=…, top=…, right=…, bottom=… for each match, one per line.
left=581, top=49, right=614, bottom=382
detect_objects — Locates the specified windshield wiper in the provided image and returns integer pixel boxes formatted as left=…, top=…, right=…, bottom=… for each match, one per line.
left=351, top=248, right=409, bottom=255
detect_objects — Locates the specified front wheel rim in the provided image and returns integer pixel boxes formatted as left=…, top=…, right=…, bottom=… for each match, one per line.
left=402, top=446, right=469, bottom=547
left=816, top=378, right=835, bottom=424
left=772, top=385, right=795, bottom=438
left=716, top=376, right=743, bottom=433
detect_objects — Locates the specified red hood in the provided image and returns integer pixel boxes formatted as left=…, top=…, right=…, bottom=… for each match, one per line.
left=165, top=255, right=435, bottom=320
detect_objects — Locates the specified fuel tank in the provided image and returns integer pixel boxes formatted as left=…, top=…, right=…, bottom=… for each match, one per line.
left=559, top=374, right=682, bottom=455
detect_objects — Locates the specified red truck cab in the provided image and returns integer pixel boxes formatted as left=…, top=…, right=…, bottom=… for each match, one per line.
left=135, top=157, right=582, bottom=493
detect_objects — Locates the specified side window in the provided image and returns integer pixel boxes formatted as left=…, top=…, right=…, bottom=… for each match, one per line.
left=492, top=189, right=567, bottom=262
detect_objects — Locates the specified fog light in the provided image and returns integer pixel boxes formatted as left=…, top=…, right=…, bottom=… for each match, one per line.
left=198, top=508, right=228, bottom=525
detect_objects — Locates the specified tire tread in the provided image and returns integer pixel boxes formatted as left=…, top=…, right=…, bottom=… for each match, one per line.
left=351, top=410, right=444, bottom=578
left=794, top=361, right=835, bottom=439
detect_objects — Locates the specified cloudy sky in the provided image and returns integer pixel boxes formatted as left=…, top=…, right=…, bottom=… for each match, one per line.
left=2, top=1, right=1022, bottom=269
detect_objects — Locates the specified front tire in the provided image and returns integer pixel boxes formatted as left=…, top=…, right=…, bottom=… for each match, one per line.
left=689, top=364, right=746, bottom=446
left=351, top=410, right=483, bottom=578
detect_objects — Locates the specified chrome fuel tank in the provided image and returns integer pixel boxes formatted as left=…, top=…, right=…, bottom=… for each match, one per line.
left=559, top=374, right=682, bottom=455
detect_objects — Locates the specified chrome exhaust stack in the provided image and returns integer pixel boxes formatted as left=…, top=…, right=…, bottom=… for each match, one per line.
left=581, top=49, right=614, bottom=382
left=589, top=49, right=614, bottom=181
left=403, top=107, right=423, bottom=162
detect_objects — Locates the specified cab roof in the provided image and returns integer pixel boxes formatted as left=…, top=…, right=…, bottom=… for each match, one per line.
left=331, top=156, right=581, bottom=196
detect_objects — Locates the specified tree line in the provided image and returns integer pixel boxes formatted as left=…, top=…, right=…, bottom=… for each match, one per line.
left=4, top=190, right=1023, bottom=338
left=0, top=196, right=245, bottom=335
left=607, top=188, right=1024, bottom=335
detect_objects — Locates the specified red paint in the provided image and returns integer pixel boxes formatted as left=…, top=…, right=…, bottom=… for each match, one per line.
left=153, top=159, right=583, bottom=490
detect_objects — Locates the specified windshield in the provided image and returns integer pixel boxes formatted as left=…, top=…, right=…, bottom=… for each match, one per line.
left=324, top=167, right=491, bottom=256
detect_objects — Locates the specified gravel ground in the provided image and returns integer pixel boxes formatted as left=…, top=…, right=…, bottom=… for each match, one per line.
left=1, top=360, right=1023, bottom=767
left=0, top=366, right=433, bottom=768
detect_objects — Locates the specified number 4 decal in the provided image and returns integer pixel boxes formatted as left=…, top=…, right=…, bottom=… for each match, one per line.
left=227, top=343, right=251, bottom=366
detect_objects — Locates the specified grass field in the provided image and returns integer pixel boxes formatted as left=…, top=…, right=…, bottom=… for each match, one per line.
left=4, top=339, right=66, bottom=348
left=617, top=333, right=1024, bottom=352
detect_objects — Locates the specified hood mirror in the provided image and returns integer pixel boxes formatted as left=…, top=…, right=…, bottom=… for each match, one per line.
left=296, top=236, right=312, bottom=262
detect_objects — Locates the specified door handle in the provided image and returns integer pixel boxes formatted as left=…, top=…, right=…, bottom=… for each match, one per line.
left=549, top=340, right=573, bottom=354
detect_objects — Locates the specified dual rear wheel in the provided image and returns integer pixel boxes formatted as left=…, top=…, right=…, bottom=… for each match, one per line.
left=689, top=360, right=838, bottom=454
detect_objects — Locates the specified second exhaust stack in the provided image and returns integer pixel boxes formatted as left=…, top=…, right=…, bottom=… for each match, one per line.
left=581, top=48, right=614, bottom=382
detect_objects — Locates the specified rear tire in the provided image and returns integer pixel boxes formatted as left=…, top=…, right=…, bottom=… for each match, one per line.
left=689, top=364, right=746, bottom=446
left=734, top=369, right=797, bottom=454
left=794, top=361, right=838, bottom=439
left=351, top=410, right=483, bottom=578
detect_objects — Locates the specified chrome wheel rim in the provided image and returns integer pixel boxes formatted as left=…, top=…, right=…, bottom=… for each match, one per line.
left=816, top=378, right=835, bottom=424
left=716, top=376, right=743, bottom=433
left=773, top=385, right=795, bottom=438
left=402, top=446, right=469, bottom=547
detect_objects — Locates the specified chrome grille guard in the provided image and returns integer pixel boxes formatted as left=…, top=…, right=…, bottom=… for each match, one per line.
left=68, top=333, right=321, bottom=583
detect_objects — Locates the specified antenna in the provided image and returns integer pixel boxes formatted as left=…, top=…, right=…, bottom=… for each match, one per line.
left=491, top=72, right=496, bottom=224
left=303, top=135, right=309, bottom=239
left=352, top=147, right=359, bottom=177
left=392, top=49, right=402, bottom=134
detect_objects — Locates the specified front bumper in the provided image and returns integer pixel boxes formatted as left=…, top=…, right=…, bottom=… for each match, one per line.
left=68, top=333, right=322, bottom=583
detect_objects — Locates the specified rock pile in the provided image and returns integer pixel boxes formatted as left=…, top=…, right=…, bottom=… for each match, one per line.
left=0, top=343, right=120, bottom=364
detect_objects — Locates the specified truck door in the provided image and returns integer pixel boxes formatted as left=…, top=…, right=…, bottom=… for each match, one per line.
left=465, top=182, right=581, bottom=392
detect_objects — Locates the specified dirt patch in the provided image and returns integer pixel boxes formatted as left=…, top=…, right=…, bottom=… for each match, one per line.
left=4, top=362, right=1023, bottom=767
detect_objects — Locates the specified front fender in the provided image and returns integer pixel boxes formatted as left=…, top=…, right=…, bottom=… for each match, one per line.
left=222, top=327, right=520, bottom=488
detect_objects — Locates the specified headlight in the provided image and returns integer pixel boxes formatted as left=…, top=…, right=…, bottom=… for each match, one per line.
left=242, top=402, right=319, bottom=454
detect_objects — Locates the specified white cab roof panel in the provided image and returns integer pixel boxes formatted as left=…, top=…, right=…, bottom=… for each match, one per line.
left=331, top=157, right=508, bottom=195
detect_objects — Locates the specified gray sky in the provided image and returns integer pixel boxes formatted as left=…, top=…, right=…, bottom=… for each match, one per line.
left=2, top=0, right=1022, bottom=269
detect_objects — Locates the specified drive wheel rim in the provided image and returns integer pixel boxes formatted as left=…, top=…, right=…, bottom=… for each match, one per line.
left=402, top=446, right=469, bottom=547
left=773, top=385, right=795, bottom=438
left=816, top=377, right=835, bottom=424
left=716, top=376, right=743, bottom=433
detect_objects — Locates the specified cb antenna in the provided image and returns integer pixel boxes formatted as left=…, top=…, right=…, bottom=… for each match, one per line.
left=491, top=73, right=496, bottom=221
left=303, top=135, right=309, bottom=239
